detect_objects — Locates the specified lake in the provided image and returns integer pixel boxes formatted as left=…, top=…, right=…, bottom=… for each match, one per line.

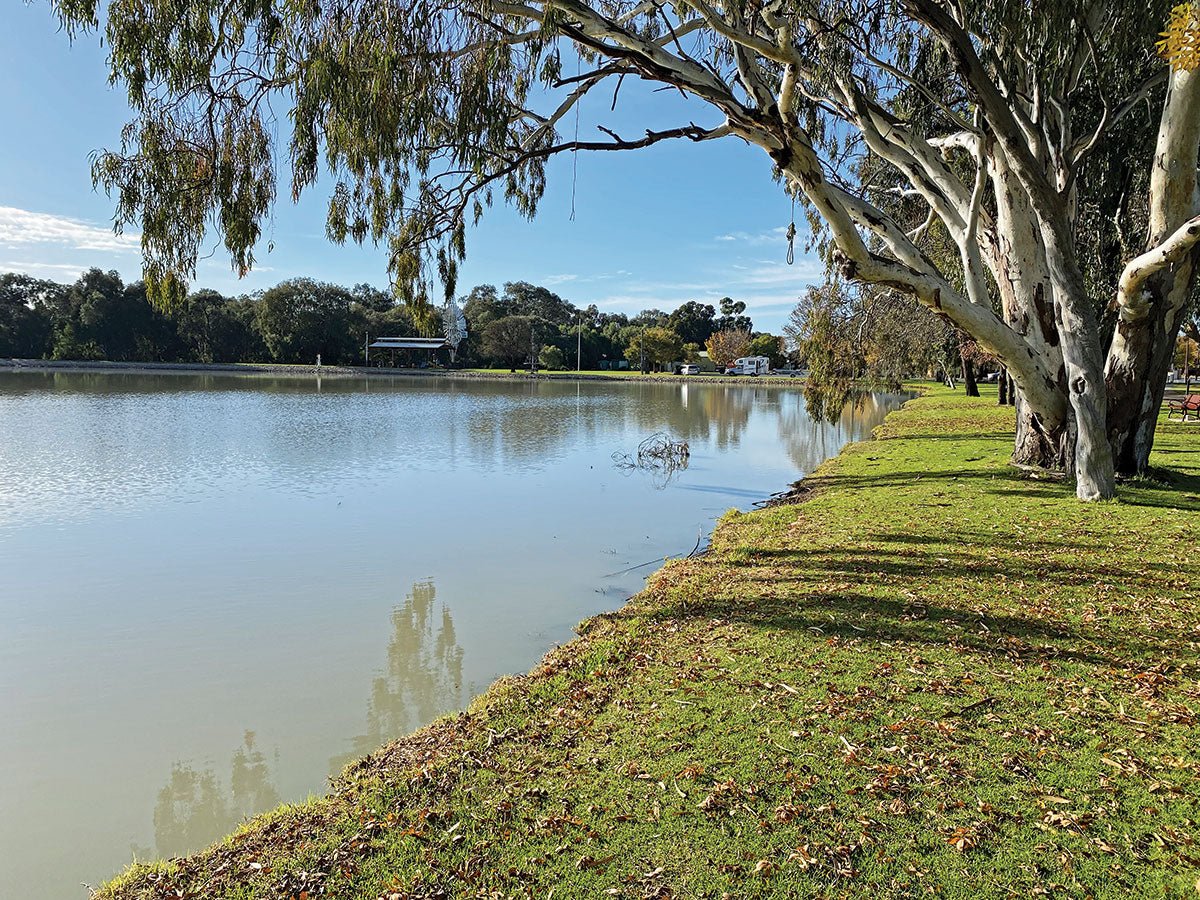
left=0, top=371, right=906, bottom=899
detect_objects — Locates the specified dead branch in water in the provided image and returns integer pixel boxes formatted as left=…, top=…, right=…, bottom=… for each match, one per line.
left=612, top=432, right=689, bottom=468
left=612, top=432, right=690, bottom=488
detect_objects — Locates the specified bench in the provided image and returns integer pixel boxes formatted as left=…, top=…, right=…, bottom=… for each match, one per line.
left=1167, top=394, right=1200, bottom=421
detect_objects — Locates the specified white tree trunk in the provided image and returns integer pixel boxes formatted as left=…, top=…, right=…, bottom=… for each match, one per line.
left=1106, top=68, right=1200, bottom=473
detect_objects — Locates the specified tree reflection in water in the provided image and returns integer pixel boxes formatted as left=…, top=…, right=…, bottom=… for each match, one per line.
left=144, top=732, right=280, bottom=859
left=330, top=580, right=465, bottom=775
left=777, top=391, right=906, bottom=474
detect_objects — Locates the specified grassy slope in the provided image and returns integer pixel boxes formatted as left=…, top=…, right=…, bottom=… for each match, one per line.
left=104, top=387, right=1200, bottom=899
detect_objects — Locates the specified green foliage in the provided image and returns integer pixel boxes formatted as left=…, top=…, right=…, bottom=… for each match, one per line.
left=174, top=289, right=268, bottom=363
left=502, top=282, right=576, bottom=327
left=255, top=278, right=361, bottom=364
left=52, top=0, right=566, bottom=312
left=351, top=283, right=396, bottom=314
left=481, top=315, right=538, bottom=369
left=624, top=326, right=683, bottom=371
left=787, top=280, right=954, bottom=417
left=538, top=344, right=567, bottom=370
left=667, top=301, right=717, bottom=346
left=0, top=267, right=763, bottom=372
left=715, top=297, right=752, bottom=334
left=747, top=332, right=786, bottom=368
left=630, top=308, right=670, bottom=328
left=705, top=328, right=751, bottom=368
left=40, top=268, right=183, bottom=362
left=0, top=273, right=60, bottom=358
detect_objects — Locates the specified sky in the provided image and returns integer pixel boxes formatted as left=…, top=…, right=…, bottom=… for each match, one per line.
left=0, top=4, right=826, bottom=333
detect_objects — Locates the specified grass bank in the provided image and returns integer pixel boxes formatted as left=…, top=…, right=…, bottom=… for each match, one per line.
left=101, top=387, right=1200, bottom=899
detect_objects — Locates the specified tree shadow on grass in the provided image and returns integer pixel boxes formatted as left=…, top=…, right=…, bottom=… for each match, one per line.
left=799, top=466, right=1058, bottom=497
left=644, top=432, right=1200, bottom=674
left=982, top=477, right=1200, bottom=512
left=872, top=531, right=1099, bottom=553
left=875, top=431, right=1016, bottom=442
left=646, top=501, right=1197, bottom=671
left=734, top=543, right=1175, bottom=583
left=806, top=461, right=1199, bottom=513
left=1113, top=466, right=1200, bottom=510
left=650, top=586, right=1190, bottom=673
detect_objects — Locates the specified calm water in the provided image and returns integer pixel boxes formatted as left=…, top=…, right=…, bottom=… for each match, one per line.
left=0, top=371, right=905, bottom=898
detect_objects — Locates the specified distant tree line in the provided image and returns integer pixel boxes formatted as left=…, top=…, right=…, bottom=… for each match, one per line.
left=0, top=269, right=409, bottom=365
left=1, top=268, right=791, bottom=372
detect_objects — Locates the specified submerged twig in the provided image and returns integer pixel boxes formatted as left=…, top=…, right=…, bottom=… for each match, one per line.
left=601, top=529, right=705, bottom=578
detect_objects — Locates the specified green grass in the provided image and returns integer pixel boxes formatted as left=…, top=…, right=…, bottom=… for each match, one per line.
left=100, top=386, right=1200, bottom=899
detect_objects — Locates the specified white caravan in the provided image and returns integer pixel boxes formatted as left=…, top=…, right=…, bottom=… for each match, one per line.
left=729, top=356, right=771, bottom=376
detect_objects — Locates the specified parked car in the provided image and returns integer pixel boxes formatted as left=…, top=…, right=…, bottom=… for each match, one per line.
left=679, top=364, right=700, bottom=375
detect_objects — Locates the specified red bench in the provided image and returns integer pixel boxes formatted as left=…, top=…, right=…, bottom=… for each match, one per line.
left=1167, top=394, right=1200, bottom=421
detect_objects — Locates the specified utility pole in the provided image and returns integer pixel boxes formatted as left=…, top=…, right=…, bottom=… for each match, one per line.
left=576, top=311, right=582, bottom=372
left=364, top=332, right=369, bottom=367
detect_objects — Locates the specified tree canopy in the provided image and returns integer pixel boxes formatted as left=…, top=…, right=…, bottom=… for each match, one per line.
left=50, top=0, right=1200, bottom=498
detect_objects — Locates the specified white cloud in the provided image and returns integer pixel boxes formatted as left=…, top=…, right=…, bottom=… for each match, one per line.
left=541, top=273, right=579, bottom=286
left=714, top=226, right=790, bottom=246
left=0, top=260, right=91, bottom=279
left=0, top=206, right=140, bottom=254
left=199, top=258, right=276, bottom=274
left=583, top=254, right=826, bottom=328
left=733, top=260, right=826, bottom=285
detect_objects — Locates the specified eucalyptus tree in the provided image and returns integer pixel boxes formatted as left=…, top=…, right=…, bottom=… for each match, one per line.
left=715, top=297, right=753, bottom=333
left=52, top=0, right=1200, bottom=498
left=0, top=273, right=60, bottom=358
left=667, top=300, right=718, bottom=345
left=256, top=277, right=360, bottom=363
left=481, top=314, right=540, bottom=368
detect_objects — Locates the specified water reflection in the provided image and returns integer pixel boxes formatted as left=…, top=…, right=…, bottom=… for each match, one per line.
left=135, top=732, right=280, bottom=859
left=0, top=372, right=909, bottom=900
left=0, top=375, right=781, bottom=529
left=777, top=391, right=901, bottom=473
left=330, top=580, right=466, bottom=775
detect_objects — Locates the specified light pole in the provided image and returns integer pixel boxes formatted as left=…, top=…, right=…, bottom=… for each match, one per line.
left=576, top=311, right=582, bottom=372
left=1186, top=336, right=1192, bottom=394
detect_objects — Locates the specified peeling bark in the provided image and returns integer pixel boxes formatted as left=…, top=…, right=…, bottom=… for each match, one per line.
left=1012, top=393, right=1071, bottom=470
left=1106, top=69, right=1200, bottom=474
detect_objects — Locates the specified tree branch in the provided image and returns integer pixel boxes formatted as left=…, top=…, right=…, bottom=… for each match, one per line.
left=1117, top=215, right=1200, bottom=321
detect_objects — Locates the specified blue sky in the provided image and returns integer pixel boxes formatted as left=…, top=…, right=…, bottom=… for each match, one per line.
left=0, top=3, right=825, bottom=332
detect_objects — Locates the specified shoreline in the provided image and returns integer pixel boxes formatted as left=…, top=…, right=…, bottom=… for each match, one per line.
left=0, top=357, right=807, bottom=386
left=90, top=385, right=913, bottom=895
left=93, top=386, right=1200, bottom=897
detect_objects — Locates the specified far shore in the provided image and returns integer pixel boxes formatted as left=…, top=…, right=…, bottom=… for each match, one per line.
left=0, top=357, right=808, bottom=386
